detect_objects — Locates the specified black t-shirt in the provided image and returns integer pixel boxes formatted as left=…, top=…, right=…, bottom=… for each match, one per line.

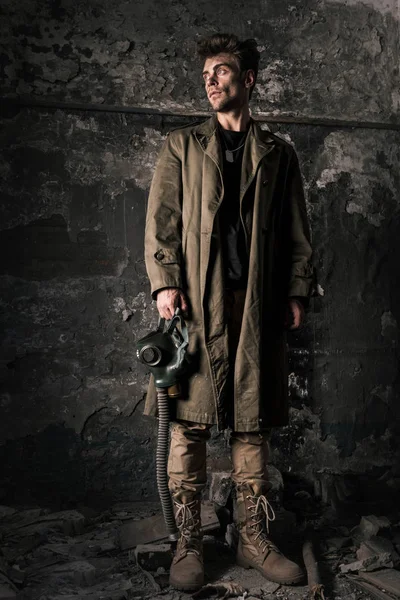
left=218, top=125, right=249, bottom=289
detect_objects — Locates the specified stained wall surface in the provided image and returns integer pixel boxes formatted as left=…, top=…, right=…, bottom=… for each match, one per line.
left=2, top=0, right=399, bottom=123
left=0, top=0, right=399, bottom=505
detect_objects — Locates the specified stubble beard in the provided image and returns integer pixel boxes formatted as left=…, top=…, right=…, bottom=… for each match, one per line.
left=209, top=87, right=245, bottom=114
left=211, top=95, right=237, bottom=113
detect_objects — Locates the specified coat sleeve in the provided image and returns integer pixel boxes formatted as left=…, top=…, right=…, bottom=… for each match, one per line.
left=287, top=149, right=315, bottom=299
left=145, top=131, right=183, bottom=299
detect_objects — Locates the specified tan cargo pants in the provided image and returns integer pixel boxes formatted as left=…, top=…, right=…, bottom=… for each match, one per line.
left=168, top=289, right=270, bottom=501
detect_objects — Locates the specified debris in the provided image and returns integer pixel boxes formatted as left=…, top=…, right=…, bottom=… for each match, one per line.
left=260, top=581, right=280, bottom=594
left=86, top=556, right=117, bottom=576
left=210, top=472, right=233, bottom=507
left=0, top=565, right=19, bottom=591
left=2, top=497, right=395, bottom=600
left=346, top=574, right=393, bottom=600
left=97, top=539, right=118, bottom=553
left=247, top=582, right=280, bottom=596
left=225, top=523, right=239, bottom=550
left=134, top=543, right=172, bottom=571
left=153, top=565, right=170, bottom=590
left=31, top=560, right=97, bottom=586
left=340, top=552, right=393, bottom=573
left=0, top=510, right=85, bottom=537
left=210, top=473, right=234, bottom=536
left=314, top=471, right=358, bottom=511
left=0, top=507, right=16, bottom=520
left=39, top=511, right=86, bottom=536
left=323, top=536, right=352, bottom=553
left=303, top=538, right=325, bottom=600
left=352, top=515, right=391, bottom=542
left=310, top=585, right=326, bottom=599
left=359, top=568, right=400, bottom=597
left=1, top=533, right=46, bottom=563
left=266, top=465, right=284, bottom=502
left=6, top=564, right=25, bottom=585
left=119, top=501, right=219, bottom=549
left=357, top=536, right=400, bottom=566
left=136, top=562, right=161, bottom=593
left=247, top=587, right=263, bottom=597
left=0, top=503, right=167, bottom=598
left=192, top=581, right=246, bottom=599
left=0, top=584, right=17, bottom=599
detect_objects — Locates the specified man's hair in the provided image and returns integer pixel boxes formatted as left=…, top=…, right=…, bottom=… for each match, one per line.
left=197, top=33, right=260, bottom=99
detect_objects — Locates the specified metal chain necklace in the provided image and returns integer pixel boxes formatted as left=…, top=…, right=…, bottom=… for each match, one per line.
left=221, top=135, right=246, bottom=163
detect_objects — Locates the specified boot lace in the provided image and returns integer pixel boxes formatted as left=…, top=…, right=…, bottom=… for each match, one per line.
left=247, top=494, right=280, bottom=555
left=174, top=500, right=201, bottom=556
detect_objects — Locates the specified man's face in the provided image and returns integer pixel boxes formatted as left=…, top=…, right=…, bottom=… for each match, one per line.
left=202, top=53, right=250, bottom=112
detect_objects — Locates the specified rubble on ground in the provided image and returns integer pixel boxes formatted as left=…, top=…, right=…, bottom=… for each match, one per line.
left=1, top=470, right=400, bottom=599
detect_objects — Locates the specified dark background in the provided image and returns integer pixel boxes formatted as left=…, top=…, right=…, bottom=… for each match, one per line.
left=1, top=0, right=399, bottom=508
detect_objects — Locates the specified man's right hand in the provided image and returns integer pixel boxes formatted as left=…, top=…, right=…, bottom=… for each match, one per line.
left=156, top=288, right=189, bottom=320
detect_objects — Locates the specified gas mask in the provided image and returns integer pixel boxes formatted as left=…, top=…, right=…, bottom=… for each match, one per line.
left=136, top=309, right=190, bottom=390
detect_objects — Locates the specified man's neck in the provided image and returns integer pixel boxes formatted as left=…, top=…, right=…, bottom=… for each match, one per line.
left=216, top=106, right=251, bottom=132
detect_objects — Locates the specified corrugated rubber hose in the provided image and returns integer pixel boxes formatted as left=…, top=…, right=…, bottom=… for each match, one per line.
left=156, top=386, right=179, bottom=541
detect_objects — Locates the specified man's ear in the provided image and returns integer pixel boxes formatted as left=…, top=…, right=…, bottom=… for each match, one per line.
left=244, top=69, right=255, bottom=89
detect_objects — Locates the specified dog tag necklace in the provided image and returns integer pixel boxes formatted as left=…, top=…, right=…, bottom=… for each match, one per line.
left=222, top=136, right=246, bottom=163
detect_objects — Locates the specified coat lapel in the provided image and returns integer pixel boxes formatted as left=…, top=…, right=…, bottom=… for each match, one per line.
left=240, top=120, right=276, bottom=202
left=193, top=114, right=223, bottom=177
left=193, top=115, right=276, bottom=205
left=193, top=116, right=224, bottom=303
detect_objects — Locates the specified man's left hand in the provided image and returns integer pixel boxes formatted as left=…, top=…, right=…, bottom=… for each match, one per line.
left=286, top=299, right=305, bottom=330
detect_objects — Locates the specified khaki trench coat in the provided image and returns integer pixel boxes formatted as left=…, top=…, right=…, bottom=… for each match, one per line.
left=143, top=115, right=314, bottom=432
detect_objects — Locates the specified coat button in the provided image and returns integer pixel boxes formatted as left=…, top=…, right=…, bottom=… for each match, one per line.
left=262, top=179, right=268, bottom=186
left=155, top=250, right=165, bottom=260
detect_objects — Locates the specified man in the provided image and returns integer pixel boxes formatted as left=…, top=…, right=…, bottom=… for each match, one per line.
left=144, top=33, right=314, bottom=591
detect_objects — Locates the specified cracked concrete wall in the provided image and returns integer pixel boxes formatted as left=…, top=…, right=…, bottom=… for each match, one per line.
left=1, top=0, right=400, bottom=506
left=0, top=109, right=171, bottom=504
left=1, top=108, right=400, bottom=505
left=2, top=0, right=399, bottom=123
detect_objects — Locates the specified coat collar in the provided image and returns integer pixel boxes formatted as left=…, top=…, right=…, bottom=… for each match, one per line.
left=193, top=114, right=275, bottom=148
left=193, top=114, right=276, bottom=191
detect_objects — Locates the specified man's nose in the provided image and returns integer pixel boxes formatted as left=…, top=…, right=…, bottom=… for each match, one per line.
left=205, top=73, right=217, bottom=85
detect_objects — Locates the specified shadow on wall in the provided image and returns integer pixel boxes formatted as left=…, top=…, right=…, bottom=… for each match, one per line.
left=0, top=412, right=159, bottom=508
left=0, top=214, right=127, bottom=279
left=0, top=424, right=85, bottom=508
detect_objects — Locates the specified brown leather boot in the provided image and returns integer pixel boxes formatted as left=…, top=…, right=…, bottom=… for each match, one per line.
left=235, top=482, right=304, bottom=585
left=169, top=497, right=204, bottom=591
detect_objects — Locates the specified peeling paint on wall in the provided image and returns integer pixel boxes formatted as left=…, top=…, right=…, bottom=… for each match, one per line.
left=333, top=0, right=399, bottom=17
left=1, top=0, right=399, bottom=122
left=1, top=108, right=400, bottom=502
left=314, top=130, right=398, bottom=227
left=1, top=0, right=400, bottom=503
left=381, top=310, right=398, bottom=344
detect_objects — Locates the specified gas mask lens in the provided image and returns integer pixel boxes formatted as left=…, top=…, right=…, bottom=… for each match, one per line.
left=137, top=344, right=163, bottom=366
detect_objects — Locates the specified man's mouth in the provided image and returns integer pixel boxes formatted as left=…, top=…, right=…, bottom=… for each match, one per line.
left=209, top=91, right=221, bottom=98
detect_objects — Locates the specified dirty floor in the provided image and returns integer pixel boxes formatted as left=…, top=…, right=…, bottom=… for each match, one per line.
left=2, top=497, right=400, bottom=599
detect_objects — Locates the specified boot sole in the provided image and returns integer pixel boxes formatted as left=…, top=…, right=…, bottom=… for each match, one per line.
left=169, top=577, right=204, bottom=591
left=237, top=555, right=304, bottom=585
